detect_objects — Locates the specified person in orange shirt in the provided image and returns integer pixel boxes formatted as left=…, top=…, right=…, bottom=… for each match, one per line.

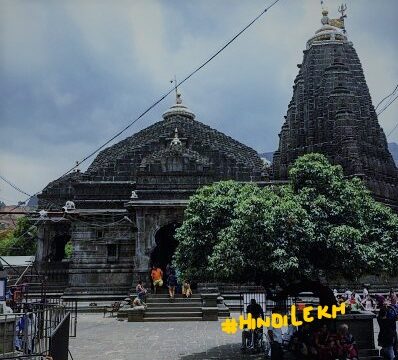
left=151, top=266, right=163, bottom=294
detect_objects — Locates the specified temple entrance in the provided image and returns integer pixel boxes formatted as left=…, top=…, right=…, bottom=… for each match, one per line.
left=149, top=222, right=180, bottom=275
left=53, top=234, right=70, bottom=261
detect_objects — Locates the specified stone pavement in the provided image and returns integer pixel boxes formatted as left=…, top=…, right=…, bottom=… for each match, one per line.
left=69, top=314, right=265, bottom=360
left=69, top=313, right=381, bottom=360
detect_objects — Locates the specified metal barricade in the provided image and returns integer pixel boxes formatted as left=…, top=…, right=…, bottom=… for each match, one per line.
left=239, top=291, right=298, bottom=316
left=0, top=303, right=72, bottom=359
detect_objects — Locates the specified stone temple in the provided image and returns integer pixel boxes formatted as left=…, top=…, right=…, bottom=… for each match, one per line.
left=272, top=9, right=398, bottom=208
left=37, top=94, right=266, bottom=295
left=36, top=10, right=398, bottom=295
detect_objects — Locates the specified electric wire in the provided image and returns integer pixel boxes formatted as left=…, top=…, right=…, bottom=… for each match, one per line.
left=377, top=93, right=398, bottom=117
left=377, top=92, right=398, bottom=138
left=375, top=84, right=398, bottom=111
left=31, top=0, right=282, bottom=187
left=0, top=0, right=282, bottom=214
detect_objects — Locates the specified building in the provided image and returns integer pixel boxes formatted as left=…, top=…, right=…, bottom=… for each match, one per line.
left=36, top=9, right=398, bottom=294
left=272, top=9, right=398, bottom=208
left=36, top=95, right=266, bottom=294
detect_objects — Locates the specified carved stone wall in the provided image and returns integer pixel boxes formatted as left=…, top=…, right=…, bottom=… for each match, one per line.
left=67, top=214, right=135, bottom=292
left=273, top=32, right=398, bottom=207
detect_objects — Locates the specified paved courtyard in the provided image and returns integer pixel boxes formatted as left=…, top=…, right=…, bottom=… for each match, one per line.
left=69, top=313, right=381, bottom=360
left=69, top=313, right=266, bottom=360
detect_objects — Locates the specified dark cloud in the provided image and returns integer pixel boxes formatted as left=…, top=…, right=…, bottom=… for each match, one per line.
left=0, top=0, right=397, bottom=204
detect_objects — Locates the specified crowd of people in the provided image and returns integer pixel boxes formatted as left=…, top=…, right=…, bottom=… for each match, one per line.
left=333, top=287, right=398, bottom=312
left=241, top=287, right=398, bottom=360
left=131, top=263, right=193, bottom=306
left=241, top=299, right=361, bottom=360
left=289, top=322, right=359, bottom=360
left=333, top=287, right=398, bottom=360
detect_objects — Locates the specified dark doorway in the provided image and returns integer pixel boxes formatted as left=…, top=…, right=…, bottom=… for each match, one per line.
left=149, top=223, right=180, bottom=274
left=53, top=235, right=70, bottom=261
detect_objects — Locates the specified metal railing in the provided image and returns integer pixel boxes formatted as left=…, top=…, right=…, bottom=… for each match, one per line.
left=239, top=291, right=321, bottom=317
left=0, top=302, right=73, bottom=359
left=239, top=291, right=298, bottom=316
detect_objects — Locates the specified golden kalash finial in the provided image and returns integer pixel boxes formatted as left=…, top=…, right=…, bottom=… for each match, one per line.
left=330, top=3, right=347, bottom=32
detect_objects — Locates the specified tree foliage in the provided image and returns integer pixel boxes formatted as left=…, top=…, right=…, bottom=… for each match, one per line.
left=173, top=153, right=398, bottom=286
left=64, top=240, right=73, bottom=259
left=0, top=217, right=37, bottom=256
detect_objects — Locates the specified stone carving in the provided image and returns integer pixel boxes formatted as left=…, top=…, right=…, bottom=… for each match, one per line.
left=273, top=9, right=398, bottom=207
left=63, top=200, right=76, bottom=212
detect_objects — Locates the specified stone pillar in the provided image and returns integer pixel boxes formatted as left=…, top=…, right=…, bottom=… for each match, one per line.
left=332, top=312, right=376, bottom=349
left=128, top=307, right=145, bottom=322
left=201, top=293, right=219, bottom=321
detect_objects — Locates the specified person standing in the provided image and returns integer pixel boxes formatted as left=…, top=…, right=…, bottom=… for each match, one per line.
left=377, top=306, right=396, bottom=360
left=344, top=288, right=352, bottom=301
left=268, top=325, right=283, bottom=360
left=362, top=286, right=369, bottom=301
left=387, top=289, right=398, bottom=305
left=246, top=299, right=264, bottom=349
left=150, top=266, right=163, bottom=294
left=167, top=270, right=178, bottom=300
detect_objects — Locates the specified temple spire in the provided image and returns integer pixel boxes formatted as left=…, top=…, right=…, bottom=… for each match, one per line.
left=338, top=3, right=347, bottom=33
left=170, top=75, right=182, bottom=104
left=170, top=128, right=182, bottom=148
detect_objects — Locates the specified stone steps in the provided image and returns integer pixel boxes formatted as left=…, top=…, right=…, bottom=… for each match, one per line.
left=359, top=349, right=380, bottom=356
left=144, top=317, right=202, bottom=322
left=146, top=297, right=201, bottom=304
left=144, top=294, right=203, bottom=322
left=145, top=311, right=202, bottom=318
left=146, top=307, right=202, bottom=313
left=146, top=302, right=202, bottom=307
left=146, top=293, right=200, bottom=298
left=359, top=349, right=381, bottom=360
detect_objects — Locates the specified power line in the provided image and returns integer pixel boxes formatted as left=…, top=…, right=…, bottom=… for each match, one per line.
left=0, top=174, right=56, bottom=217
left=0, top=175, right=31, bottom=197
left=386, top=120, right=398, bottom=139
left=375, top=84, right=398, bottom=111
left=42, top=0, right=282, bottom=182
left=378, top=93, right=398, bottom=138
left=378, top=93, right=398, bottom=118
left=0, top=0, right=282, bottom=213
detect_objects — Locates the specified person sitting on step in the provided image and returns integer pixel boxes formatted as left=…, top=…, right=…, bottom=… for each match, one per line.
left=182, top=280, right=192, bottom=298
left=136, top=280, right=147, bottom=304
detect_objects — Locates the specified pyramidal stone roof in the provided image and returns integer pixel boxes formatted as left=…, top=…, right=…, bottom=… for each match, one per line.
left=39, top=96, right=265, bottom=209
left=272, top=9, right=398, bottom=207
left=79, top=94, right=265, bottom=183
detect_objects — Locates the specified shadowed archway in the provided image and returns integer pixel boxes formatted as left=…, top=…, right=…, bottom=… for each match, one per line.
left=149, top=222, right=180, bottom=274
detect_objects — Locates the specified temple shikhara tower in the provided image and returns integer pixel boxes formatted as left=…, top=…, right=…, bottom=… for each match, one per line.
left=34, top=6, right=397, bottom=297
left=273, top=8, right=398, bottom=208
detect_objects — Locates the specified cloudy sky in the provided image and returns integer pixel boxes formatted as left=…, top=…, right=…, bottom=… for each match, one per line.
left=0, top=0, right=397, bottom=205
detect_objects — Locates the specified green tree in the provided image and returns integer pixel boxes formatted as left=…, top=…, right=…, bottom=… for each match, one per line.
left=173, top=153, right=398, bottom=288
left=64, top=240, right=73, bottom=259
left=0, top=217, right=37, bottom=256
left=173, top=181, right=259, bottom=281
left=290, top=153, right=398, bottom=280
